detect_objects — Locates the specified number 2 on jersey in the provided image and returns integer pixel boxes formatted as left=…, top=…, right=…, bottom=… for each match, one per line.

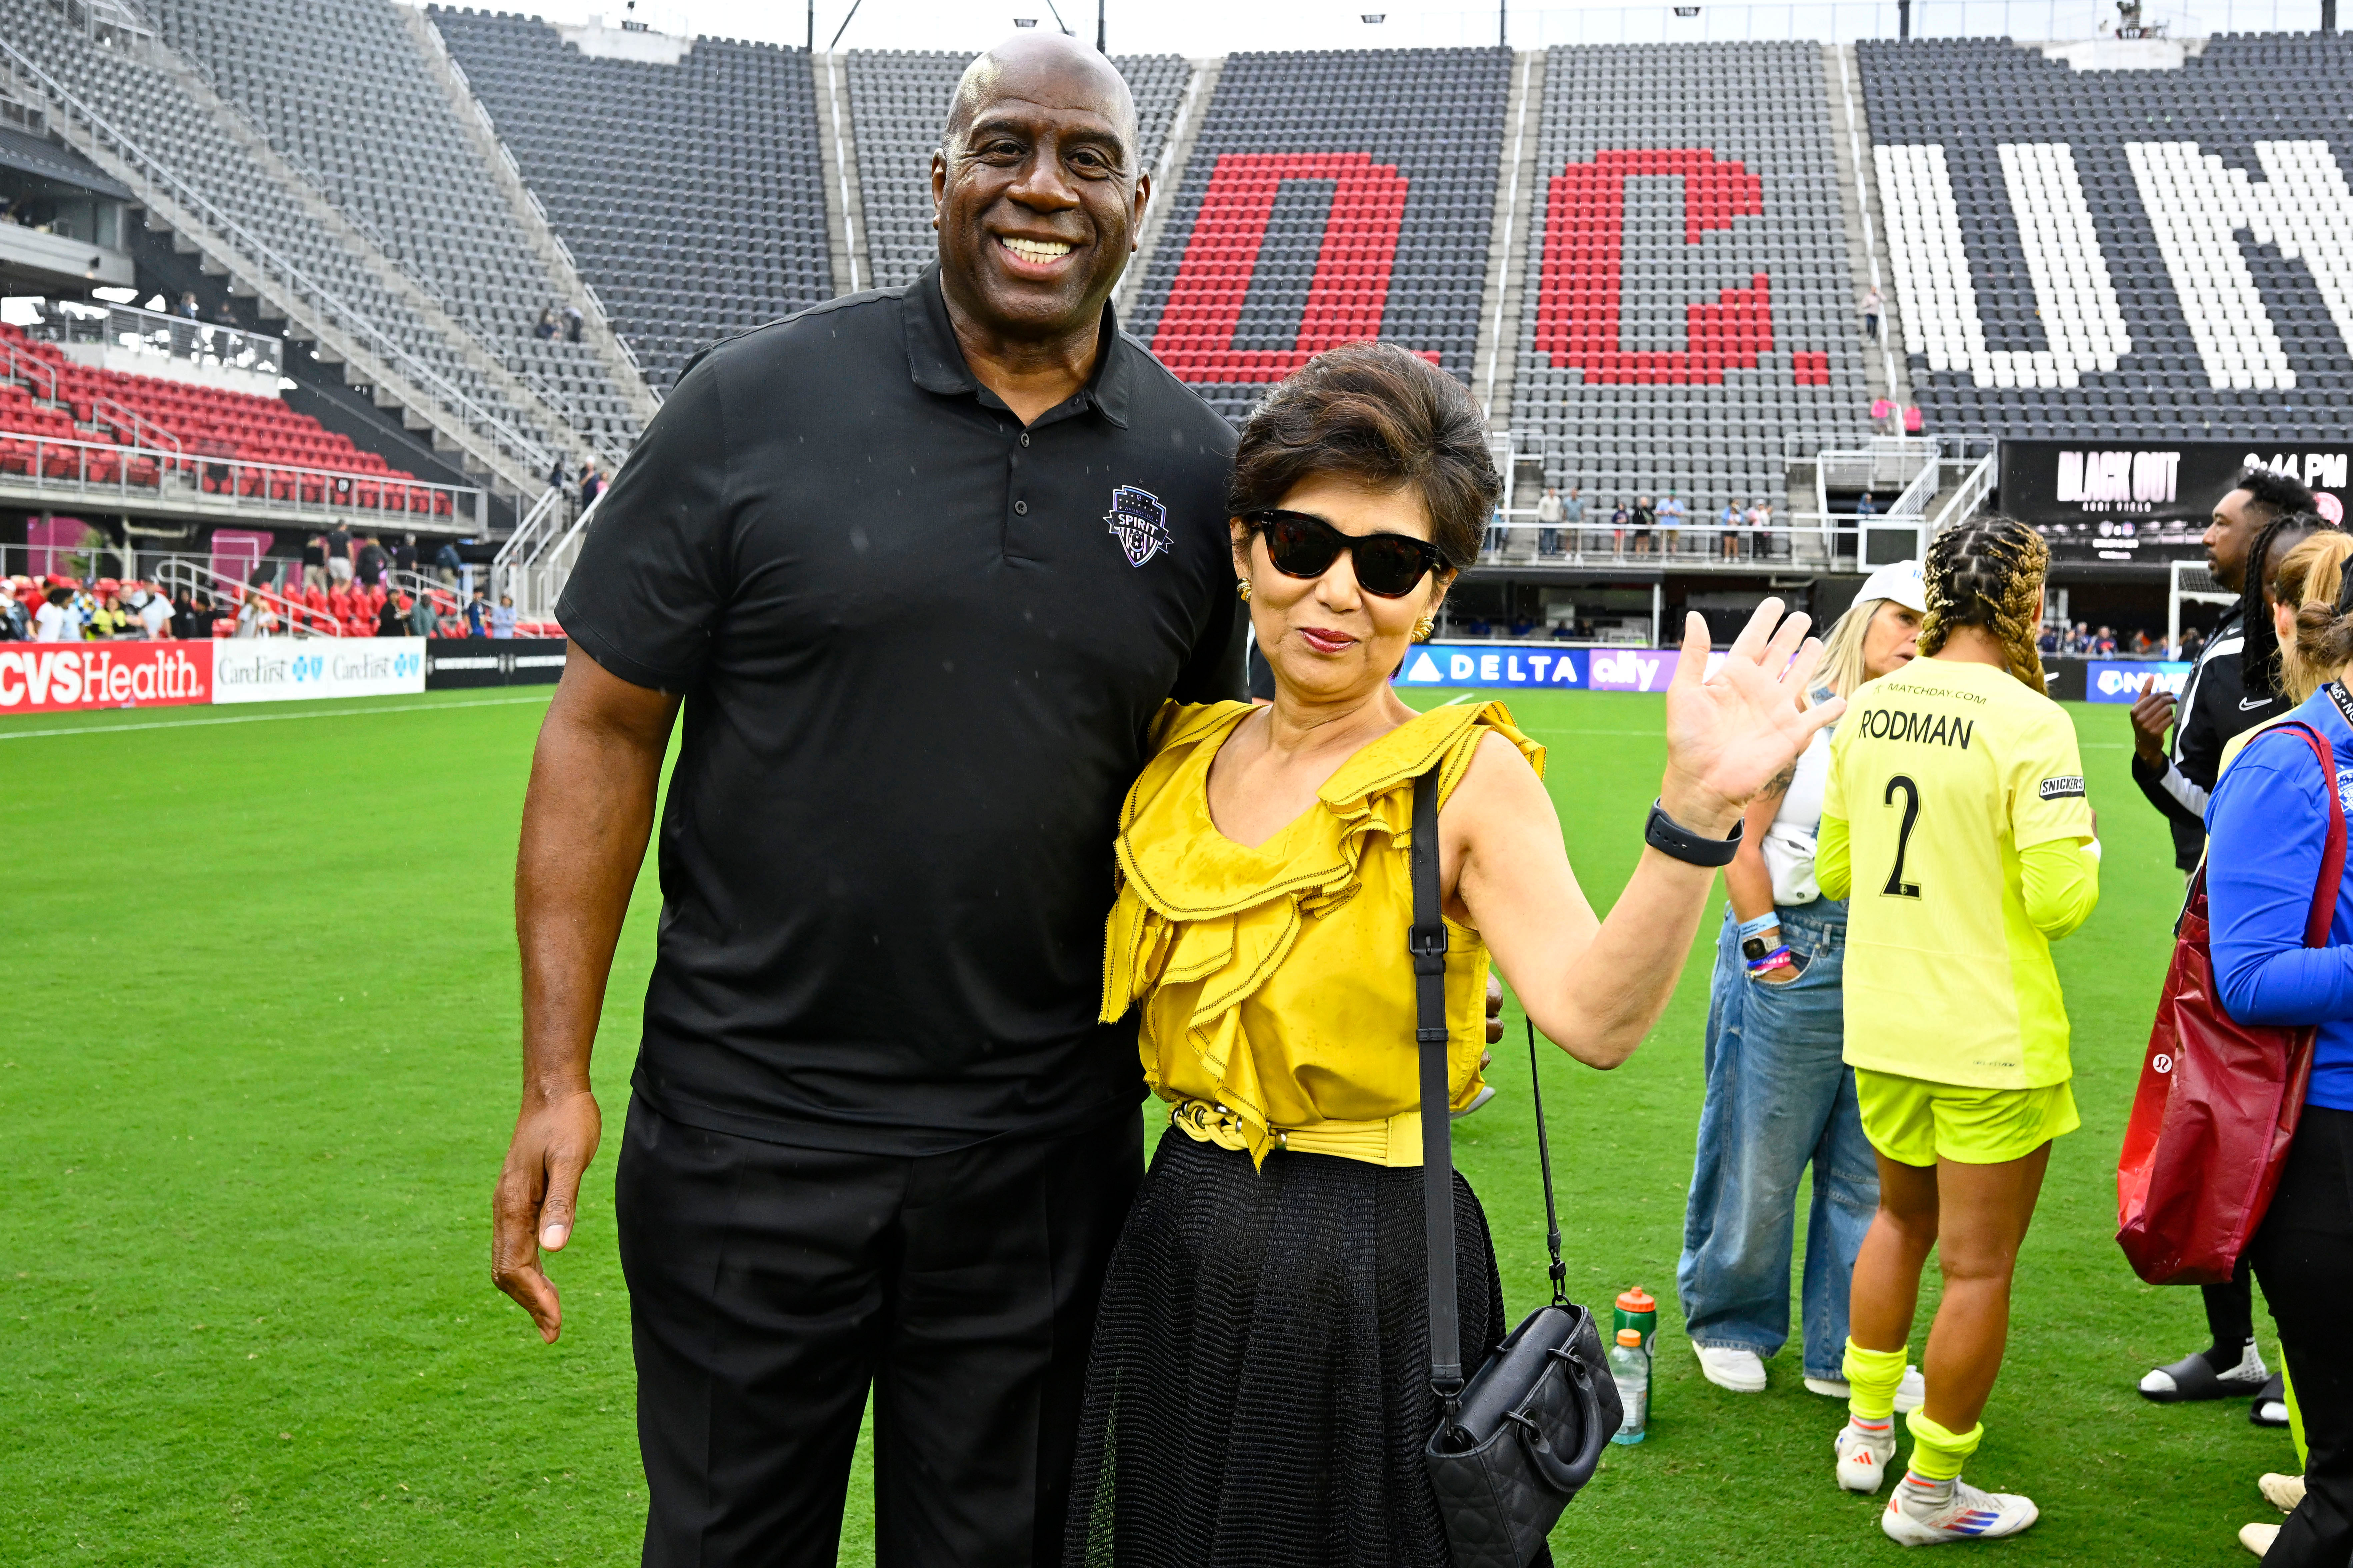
left=1882, top=775, right=1923, bottom=898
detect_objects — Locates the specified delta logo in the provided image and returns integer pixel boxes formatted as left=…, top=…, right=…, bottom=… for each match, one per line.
left=0, top=643, right=213, bottom=714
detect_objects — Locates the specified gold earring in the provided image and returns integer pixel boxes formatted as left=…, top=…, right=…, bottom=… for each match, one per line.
left=1412, top=614, right=1436, bottom=643
left=1237, top=578, right=1252, bottom=602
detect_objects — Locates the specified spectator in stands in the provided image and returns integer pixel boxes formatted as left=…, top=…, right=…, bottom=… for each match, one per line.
left=394, top=533, right=420, bottom=578
left=1857, top=490, right=1879, bottom=521
left=563, top=304, right=585, bottom=344
left=1719, top=498, right=1745, bottom=561
left=1748, top=497, right=1775, bottom=560
left=132, top=588, right=169, bottom=641
left=492, top=594, right=518, bottom=639
left=33, top=585, right=71, bottom=642
left=2130, top=629, right=2155, bottom=656
left=175, top=291, right=198, bottom=322
left=408, top=586, right=437, bottom=639
left=496, top=36, right=1248, bottom=1565
left=300, top=533, right=328, bottom=595
left=1562, top=486, right=1586, bottom=556
left=233, top=590, right=273, bottom=638
left=1537, top=485, right=1565, bottom=557
left=2071, top=620, right=2091, bottom=653
left=88, top=593, right=128, bottom=640
left=1903, top=405, right=1925, bottom=436
left=2093, top=625, right=2118, bottom=655
left=1484, top=502, right=1505, bottom=558
left=433, top=540, right=462, bottom=587
left=1658, top=491, right=1686, bottom=557
left=1631, top=493, right=1656, bottom=556
left=170, top=588, right=203, bottom=642
left=2181, top=625, right=2208, bottom=660
left=0, top=580, right=24, bottom=641
left=1862, top=284, right=1883, bottom=343
left=2038, top=624, right=2060, bottom=655
left=325, top=525, right=355, bottom=586
left=356, top=535, right=388, bottom=589
left=533, top=306, right=559, bottom=340
left=578, top=458, right=603, bottom=511
left=464, top=587, right=488, bottom=638
left=376, top=591, right=407, bottom=639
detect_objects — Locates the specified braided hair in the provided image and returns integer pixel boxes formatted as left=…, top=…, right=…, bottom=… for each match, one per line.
left=1919, top=516, right=2052, bottom=693
left=2236, top=510, right=2328, bottom=702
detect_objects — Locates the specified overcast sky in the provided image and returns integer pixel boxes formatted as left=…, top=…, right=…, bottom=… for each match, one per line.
left=438, top=0, right=1670, bottom=55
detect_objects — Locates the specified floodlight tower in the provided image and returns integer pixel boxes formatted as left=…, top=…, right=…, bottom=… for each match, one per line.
left=1098, top=0, right=1107, bottom=51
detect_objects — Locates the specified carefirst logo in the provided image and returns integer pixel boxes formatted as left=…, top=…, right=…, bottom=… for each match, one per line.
left=0, top=645, right=209, bottom=709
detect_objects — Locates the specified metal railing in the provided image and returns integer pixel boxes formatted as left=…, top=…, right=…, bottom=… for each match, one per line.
left=1473, top=512, right=1936, bottom=572
left=0, top=34, right=553, bottom=475
left=1405, top=0, right=2301, bottom=43
left=24, top=295, right=284, bottom=381
left=152, top=556, right=337, bottom=637
left=0, top=423, right=482, bottom=524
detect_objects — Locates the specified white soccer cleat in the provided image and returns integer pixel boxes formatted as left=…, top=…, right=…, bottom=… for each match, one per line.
left=2259, top=1473, right=2305, bottom=1514
left=1836, top=1421, right=1898, bottom=1493
left=1693, top=1343, right=1767, bottom=1392
left=1881, top=1478, right=2040, bottom=1545
left=2240, top=1521, right=2280, bottom=1557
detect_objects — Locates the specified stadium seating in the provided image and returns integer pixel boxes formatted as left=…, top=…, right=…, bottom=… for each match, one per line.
left=1858, top=34, right=2353, bottom=440
left=1511, top=42, right=1872, bottom=527
left=1125, top=48, right=1510, bottom=425
left=848, top=50, right=1193, bottom=291
left=0, top=0, right=567, bottom=472
left=429, top=10, right=835, bottom=390
left=0, top=323, right=449, bottom=511
left=135, top=0, right=638, bottom=451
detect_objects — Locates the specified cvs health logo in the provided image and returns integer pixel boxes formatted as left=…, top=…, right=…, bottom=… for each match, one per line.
left=0, top=643, right=213, bottom=714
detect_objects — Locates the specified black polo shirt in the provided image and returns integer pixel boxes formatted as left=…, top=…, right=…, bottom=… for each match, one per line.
left=558, top=264, right=1242, bottom=1155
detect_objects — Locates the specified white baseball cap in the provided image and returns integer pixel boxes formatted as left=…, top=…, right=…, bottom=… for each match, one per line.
left=1855, top=558, right=1927, bottom=615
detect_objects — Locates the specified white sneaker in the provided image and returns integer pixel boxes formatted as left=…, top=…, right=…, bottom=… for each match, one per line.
left=1694, top=1343, right=1767, bottom=1392
left=1836, top=1421, right=1898, bottom=1493
left=2240, top=1521, right=2280, bottom=1557
left=2259, top=1473, right=2306, bottom=1514
left=1880, top=1478, right=2040, bottom=1545
left=1806, top=1363, right=1925, bottom=1411
left=1895, top=1364, right=1927, bottom=1413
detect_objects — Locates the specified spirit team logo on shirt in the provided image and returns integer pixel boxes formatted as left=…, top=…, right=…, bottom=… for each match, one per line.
left=1105, top=485, right=1172, bottom=568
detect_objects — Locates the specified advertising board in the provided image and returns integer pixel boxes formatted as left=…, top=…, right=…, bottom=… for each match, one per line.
left=2084, top=660, right=2193, bottom=704
left=1998, top=442, right=2350, bottom=563
left=211, top=637, right=426, bottom=704
left=424, top=639, right=569, bottom=690
left=1395, top=643, right=1587, bottom=690
left=0, top=641, right=213, bottom=714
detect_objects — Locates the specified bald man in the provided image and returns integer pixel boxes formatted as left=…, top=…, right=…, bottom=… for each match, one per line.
left=495, top=35, right=1244, bottom=1566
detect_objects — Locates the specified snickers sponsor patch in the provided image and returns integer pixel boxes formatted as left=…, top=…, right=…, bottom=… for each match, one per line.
left=2038, top=776, right=2087, bottom=800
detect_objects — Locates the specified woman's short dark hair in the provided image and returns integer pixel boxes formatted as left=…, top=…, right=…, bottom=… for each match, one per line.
left=1227, top=342, right=1500, bottom=570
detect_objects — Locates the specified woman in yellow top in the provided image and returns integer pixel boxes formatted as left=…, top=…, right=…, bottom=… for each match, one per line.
left=1062, top=342, right=1841, bottom=1568
left=1816, top=519, right=2100, bottom=1545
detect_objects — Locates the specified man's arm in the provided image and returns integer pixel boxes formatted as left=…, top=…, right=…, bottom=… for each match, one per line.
left=493, top=642, right=680, bottom=1343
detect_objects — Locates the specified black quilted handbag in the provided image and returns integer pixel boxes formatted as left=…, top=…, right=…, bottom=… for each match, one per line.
left=1408, top=765, right=1620, bottom=1568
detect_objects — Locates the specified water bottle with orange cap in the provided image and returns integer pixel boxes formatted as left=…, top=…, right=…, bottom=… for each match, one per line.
left=1614, top=1285, right=1657, bottom=1355
left=1610, top=1287, right=1657, bottom=1444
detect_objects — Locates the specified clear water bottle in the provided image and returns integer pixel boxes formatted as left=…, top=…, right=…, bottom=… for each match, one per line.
left=1609, top=1327, right=1650, bottom=1445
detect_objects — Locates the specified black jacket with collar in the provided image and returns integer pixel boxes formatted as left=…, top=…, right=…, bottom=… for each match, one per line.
left=2132, top=608, right=2293, bottom=871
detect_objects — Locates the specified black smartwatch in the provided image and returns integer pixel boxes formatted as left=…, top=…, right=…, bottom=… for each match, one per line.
left=1741, top=934, right=1773, bottom=962
left=1644, top=798, right=1742, bottom=867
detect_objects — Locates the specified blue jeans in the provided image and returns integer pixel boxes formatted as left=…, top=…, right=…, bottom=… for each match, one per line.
left=1676, top=899, right=1878, bottom=1380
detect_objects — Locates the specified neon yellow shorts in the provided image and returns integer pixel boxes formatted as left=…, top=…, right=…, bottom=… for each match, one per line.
left=1854, top=1069, right=2079, bottom=1167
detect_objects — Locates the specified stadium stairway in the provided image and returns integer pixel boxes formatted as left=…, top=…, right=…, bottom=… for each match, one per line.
left=0, top=0, right=562, bottom=499
left=1857, top=34, right=2353, bottom=444
left=134, top=0, right=639, bottom=465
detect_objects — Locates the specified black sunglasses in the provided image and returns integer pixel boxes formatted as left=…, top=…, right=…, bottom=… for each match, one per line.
left=1243, top=509, right=1452, bottom=599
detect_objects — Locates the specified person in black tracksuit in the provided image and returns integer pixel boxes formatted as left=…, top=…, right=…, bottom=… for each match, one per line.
left=2128, top=468, right=2319, bottom=1422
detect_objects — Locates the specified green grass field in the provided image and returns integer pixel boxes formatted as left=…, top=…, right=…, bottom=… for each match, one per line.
left=0, top=684, right=2297, bottom=1566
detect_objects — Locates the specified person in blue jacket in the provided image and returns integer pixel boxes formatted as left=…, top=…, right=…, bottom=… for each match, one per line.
left=2205, top=525, right=2353, bottom=1568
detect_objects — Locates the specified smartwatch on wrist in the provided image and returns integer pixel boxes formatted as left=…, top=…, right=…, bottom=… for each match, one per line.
left=1644, top=798, right=1742, bottom=867
left=1741, top=934, right=1776, bottom=962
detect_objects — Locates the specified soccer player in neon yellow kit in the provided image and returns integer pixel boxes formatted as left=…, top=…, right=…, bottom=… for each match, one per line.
left=1814, top=519, right=2101, bottom=1545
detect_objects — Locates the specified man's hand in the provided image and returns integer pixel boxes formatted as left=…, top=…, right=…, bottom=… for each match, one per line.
left=2129, top=676, right=2176, bottom=766
left=492, top=1086, right=602, bottom=1343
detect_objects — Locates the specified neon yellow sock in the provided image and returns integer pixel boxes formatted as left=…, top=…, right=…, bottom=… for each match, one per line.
left=1905, top=1408, right=1985, bottom=1482
left=1844, top=1339, right=1907, bottom=1422
left=2285, top=1362, right=2307, bottom=1471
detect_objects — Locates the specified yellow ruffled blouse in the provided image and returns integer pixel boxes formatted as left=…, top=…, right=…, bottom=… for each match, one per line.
left=1101, top=698, right=1544, bottom=1168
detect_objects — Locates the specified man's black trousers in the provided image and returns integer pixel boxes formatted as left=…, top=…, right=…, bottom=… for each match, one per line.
left=2248, top=1105, right=2353, bottom=1568
left=615, top=1097, right=1144, bottom=1568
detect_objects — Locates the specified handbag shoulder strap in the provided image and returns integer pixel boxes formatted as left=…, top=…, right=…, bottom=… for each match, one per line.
left=2256, top=719, right=2348, bottom=947
left=1409, top=762, right=1461, bottom=1412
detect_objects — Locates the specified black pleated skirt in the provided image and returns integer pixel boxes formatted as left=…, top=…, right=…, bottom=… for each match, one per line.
left=1065, top=1127, right=1549, bottom=1568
